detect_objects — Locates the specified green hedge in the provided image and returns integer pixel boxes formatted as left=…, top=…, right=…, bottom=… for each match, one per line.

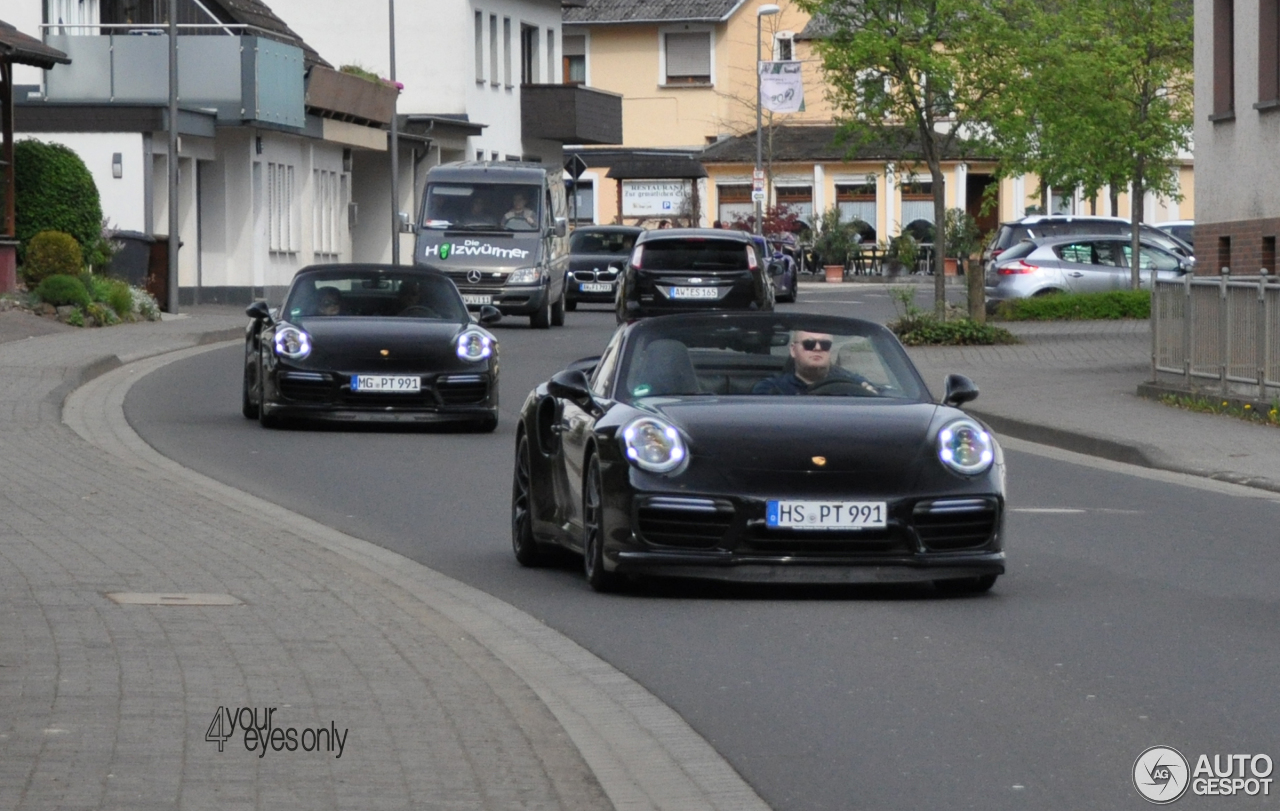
left=994, top=290, right=1151, bottom=321
left=14, top=140, right=104, bottom=265
left=891, top=315, right=1019, bottom=346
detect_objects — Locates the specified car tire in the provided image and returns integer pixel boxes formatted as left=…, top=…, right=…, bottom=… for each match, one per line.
left=582, top=454, right=622, bottom=593
left=565, top=299, right=577, bottom=312
left=511, top=434, right=545, bottom=567
left=241, top=359, right=259, bottom=419
left=933, top=574, right=997, bottom=594
left=551, top=285, right=566, bottom=327
left=530, top=292, right=552, bottom=329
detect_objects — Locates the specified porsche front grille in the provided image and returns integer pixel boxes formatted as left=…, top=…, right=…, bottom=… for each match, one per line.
left=637, top=497, right=734, bottom=549
left=912, top=498, right=999, bottom=551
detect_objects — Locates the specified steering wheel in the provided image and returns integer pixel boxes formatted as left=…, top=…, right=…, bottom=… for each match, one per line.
left=807, top=377, right=882, bottom=397
left=503, top=216, right=536, bottom=231
left=398, top=305, right=440, bottom=318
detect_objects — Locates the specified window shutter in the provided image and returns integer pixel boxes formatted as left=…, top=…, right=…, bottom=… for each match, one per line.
left=563, top=34, right=586, bottom=57
left=665, top=32, right=710, bottom=79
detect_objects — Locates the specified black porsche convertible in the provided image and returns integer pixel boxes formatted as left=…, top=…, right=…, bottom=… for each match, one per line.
left=242, top=264, right=501, bottom=430
left=511, top=312, right=1006, bottom=592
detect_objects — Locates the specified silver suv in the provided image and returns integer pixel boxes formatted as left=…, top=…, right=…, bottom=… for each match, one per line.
left=985, top=235, right=1192, bottom=311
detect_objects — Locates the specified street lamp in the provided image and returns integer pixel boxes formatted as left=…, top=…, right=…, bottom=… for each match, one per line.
left=754, top=3, right=780, bottom=236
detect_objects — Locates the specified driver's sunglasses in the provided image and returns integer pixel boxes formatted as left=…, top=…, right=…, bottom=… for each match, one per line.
left=795, top=339, right=833, bottom=352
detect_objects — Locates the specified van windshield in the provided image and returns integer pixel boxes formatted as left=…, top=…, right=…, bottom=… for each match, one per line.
left=423, top=183, right=543, bottom=232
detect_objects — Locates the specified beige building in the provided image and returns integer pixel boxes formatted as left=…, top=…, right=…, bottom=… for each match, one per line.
left=564, top=0, right=1194, bottom=245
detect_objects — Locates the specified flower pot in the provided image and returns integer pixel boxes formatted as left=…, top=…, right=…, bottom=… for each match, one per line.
left=824, top=264, right=845, bottom=283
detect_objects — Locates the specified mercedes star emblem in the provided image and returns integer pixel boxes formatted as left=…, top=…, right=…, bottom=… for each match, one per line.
left=466, top=270, right=483, bottom=284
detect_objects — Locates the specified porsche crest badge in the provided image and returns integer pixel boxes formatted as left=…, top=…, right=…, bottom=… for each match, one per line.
left=812, top=456, right=827, bottom=467
left=380, top=349, right=390, bottom=357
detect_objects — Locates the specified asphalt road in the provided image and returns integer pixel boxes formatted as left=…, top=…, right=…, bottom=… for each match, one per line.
left=124, top=286, right=1280, bottom=810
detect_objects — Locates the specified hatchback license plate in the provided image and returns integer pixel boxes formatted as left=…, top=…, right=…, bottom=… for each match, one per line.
left=580, top=282, right=613, bottom=293
left=766, top=500, right=887, bottom=530
left=671, top=286, right=719, bottom=300
left=351, top=375, right=421, bottom=393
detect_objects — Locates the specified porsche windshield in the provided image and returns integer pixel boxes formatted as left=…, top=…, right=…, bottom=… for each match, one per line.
left=422, top=183, right=543, bottom=232
left=284, top=272, right=468, bottom=321
left=614, top=320, right=928, bottom=401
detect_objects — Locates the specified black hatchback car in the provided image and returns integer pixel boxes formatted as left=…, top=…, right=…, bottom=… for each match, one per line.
left=615, top=229, right=773, bottom=324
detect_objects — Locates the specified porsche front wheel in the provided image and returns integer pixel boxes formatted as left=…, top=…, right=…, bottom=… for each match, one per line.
left=241, top=360, right=259, bottom=419
left=511, top=434, right=544, bottom=567
left=582, top=455, right=621, bottom=592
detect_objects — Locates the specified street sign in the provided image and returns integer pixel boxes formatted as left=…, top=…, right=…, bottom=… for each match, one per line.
left=752, top=168, right=765, bottom=182
left=565, top=154, right=589, bottom=180
left=752, top=189, right=766, bottom=203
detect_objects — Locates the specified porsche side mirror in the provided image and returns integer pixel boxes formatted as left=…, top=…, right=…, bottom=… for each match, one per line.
left=477, top=305, right=502, bottom=325
left=943, top=374, right=979, bottom=407
left=548, top=368, right=601, bottom=415
left=245, top=300, right=272, bottom=322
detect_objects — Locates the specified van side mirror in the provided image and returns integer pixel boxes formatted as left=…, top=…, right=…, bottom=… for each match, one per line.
left=553, top=217, right=568, bottom=238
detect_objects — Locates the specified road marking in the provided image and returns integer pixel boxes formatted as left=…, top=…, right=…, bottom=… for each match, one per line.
left=1012, top=508, right=1086, bottom=514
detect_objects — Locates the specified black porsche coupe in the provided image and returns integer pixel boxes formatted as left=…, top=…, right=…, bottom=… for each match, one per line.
left=511, top=312, right=1006, bottom=592
left=242, top=264, right=501, bottom=430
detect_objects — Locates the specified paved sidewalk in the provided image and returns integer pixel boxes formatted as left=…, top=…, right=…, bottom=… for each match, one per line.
left=0, top=311, right=768, bottom=811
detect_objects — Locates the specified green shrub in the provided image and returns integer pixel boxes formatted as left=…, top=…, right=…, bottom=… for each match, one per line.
left=35, top=274, right=91, bottom=308
left=22, top=230, right=84, bottom=286
left=994, top=290, right=1151, bottom=321
left=102, top=278, right=135, bottom=320
left=892, top=315, right=1019, bottom=346
left=13, top=140, right=103, bottom=264
left=65, top=308, right=85, bottom=327
left=86, top=302, right=119, bottom=326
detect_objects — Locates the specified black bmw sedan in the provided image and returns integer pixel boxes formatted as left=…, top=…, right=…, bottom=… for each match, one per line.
left=512, top=312, right=1005, bottom=592
left=565, top=225, right=641, bottom=311
left=615, top=229, right=774, bottom=324
left=242, top=264, right=501, bottom=430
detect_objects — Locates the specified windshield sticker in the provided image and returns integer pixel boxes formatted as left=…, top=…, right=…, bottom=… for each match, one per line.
left=422, top=240, right=530, bottom=261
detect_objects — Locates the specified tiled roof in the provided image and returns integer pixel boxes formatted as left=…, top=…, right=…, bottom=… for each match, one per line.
left=0, top=18, right=71, bottom=68
left=700, top=125, right=987, bottom=163
left=564, top=0, right=744, bottom=24
left=212, top=0, right=330, bottom=68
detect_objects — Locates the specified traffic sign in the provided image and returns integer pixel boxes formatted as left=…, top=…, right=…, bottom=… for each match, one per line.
left=752, top=189, right=766, bottom=203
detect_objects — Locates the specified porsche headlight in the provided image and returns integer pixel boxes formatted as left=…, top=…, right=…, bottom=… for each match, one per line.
left=273, top=326, right=312, bottom=360
left=937, top=419, right=994, bottom=475
left=507, top=266, right=543, bottom=285
left=622, top=417, right=687, bottom=474
left=455, top=330, right=493, bottom=361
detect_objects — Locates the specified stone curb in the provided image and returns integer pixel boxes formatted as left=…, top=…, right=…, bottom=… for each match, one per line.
left=62, top=341, right=772, bottom=811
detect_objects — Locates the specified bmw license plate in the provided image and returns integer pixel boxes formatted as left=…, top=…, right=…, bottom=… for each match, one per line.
left=461, top=295, right=492, bottom=306
left=580, top=282, right=613, bottom=293
left=766, top=500, right=887, bottom=530
left=670, top=286, right=719, bottom=299
left=351, top=375, right=421, bottom=393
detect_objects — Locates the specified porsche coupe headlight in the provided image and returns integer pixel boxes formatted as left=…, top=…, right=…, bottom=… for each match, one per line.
left=937, top=419, right=994, bottom=475
left=273, top=326, right=312, bottom=360
left=622, top=417, right=687, bottom=474
left=455, top=330, right=493, bottom=361
left=507, top=266, right=543, bottom=285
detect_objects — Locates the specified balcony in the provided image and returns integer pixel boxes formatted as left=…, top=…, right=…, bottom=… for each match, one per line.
left=42, top=28, right=305, bottom=129
left=521, top=83, right=622, bottom=145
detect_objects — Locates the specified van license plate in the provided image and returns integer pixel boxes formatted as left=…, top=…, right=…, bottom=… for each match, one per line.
left=461, top=295, right=492, bottom=306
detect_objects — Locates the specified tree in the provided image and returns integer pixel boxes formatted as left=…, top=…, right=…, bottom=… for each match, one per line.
left=798, top=0, right=1020, bottom=315
left=726, top=203, right=806, bottom=236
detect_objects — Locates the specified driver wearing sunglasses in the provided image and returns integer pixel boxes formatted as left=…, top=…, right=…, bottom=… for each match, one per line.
left=752, top=330, right=879, bottom=395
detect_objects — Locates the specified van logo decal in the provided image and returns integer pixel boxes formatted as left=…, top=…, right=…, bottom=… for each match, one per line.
left=421, top=239, right=530, bottom=262
left=439, top=243, right=452, bottom=260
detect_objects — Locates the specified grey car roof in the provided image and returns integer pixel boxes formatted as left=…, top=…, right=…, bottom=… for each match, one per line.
left=426, top=162, right=553, bottom=184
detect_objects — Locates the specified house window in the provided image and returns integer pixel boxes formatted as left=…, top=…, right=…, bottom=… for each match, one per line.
left=665, top=32, right=712, bottom=85
left=717, top=184, right=753, bottom=224
left=313, top=168, right=342, bottom=261
left=489, top=14, right=499, bottom=86
left=1260, top=0, right=1279, bottom=104
left=774, top=33, right=794, bottom=61
left=1049, top=188, right=1074, bottom=215
left=475, top=11, right=485, bottom=83
left=1214, top=0, right=1235, bottom=117
left=563, top=34, right=586, bottom=84
left=267, top=162, right=296, bottom=254
left=775, top=186, right=813, bottom=223
left=49, top=0, right=100, bottom=32
left=836, top=183, right=876, bottom=240
left=504, top=18, right=513, bottom=87
left=100, top=0, right=210, bottom=27
left=521, top=24, right=538, bottom=84
left=900, top=181, right=937, bottom=238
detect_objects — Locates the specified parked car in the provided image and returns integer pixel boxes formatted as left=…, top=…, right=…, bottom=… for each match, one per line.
left=511, top=312, right=1005, bottom=592
left=615, top=229, right=774, bottom=324
left=982, top=215, right=1194, bottom=275
left=984, top=235, right=1192, bottom=311
left=565, top=225, right=642, bottom=311
left=242, top=264, right=501, bottom=430
left=1156, top=219, right=1194, bottom=251
left=415, top=161, right=570, bottom=329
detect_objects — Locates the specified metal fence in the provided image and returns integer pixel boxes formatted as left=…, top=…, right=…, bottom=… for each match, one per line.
left=1152, top=271, right=1280, bottom=399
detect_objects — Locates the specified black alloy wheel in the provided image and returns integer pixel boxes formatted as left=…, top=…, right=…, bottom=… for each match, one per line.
left=582, top=455, right=621, bottom=592
left=241, top=354, right=259, bottom=419
left=933, top=574, right=998, bottom=595
left=256, top=354, right=283, bottom=429
left=551, top=284, right=566, bottom=326
left=511, top=434, right=544, bottom=566
left=530, top=287, right=552, bottom=329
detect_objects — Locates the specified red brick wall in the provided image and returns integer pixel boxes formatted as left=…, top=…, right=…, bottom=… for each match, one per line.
left=1194, top=218, right=1280, bottom=274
